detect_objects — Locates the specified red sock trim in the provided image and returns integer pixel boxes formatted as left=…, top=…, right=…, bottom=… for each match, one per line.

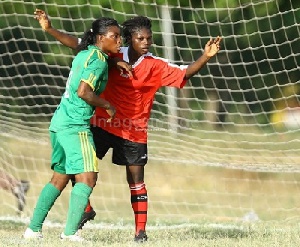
left=130, top=182, right=148, bottom=234
left=85, top=199, right=92, bottom=212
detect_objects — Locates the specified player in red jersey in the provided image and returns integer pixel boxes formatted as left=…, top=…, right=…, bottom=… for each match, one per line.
left=34, top=9, right=222, bottom=242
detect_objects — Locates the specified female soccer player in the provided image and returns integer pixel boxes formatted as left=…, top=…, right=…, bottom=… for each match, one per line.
left=23, top=17, right=121, bottom=241
left=34, top=9, right=222, bottom=242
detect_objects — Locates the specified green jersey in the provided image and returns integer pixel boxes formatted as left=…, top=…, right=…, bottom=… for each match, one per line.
left=49, top=45, right=109, bottom=132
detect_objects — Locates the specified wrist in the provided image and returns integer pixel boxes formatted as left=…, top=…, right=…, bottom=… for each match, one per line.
left=104, top=103, right=111, bottom=110
left=44, top=26, right=54, bottom=33
left=202, top=53, right=211, bottom=60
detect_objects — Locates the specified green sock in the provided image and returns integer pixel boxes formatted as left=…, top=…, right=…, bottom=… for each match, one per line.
left=29, top=183, right=61, bottom=231
left=64, top=182, right=93, bottom=235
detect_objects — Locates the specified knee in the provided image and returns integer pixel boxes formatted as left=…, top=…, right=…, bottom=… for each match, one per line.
left=76, top=172, right=98, bottom=188
left=50, top=174, right=69, bottom=191
left=127, top=173, right=144, bottom=184
left=126, top=165, right=145, bottom=184
left=86, top=178, right=97, bottom=188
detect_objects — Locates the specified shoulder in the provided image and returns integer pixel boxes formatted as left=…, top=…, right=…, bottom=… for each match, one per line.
left=133, top=53, right=164, bottom=65
left=144, top=54, right=187, bottom=70
left=82, top=48, right=108, bottom=69
left=145, top=54, right=168, bottom=63
left=141, top=54, right=170, bottom=68
left=89, top=48, right=107, bottom=62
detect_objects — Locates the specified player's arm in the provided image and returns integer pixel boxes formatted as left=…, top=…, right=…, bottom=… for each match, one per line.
left=77, top=82, right=116, bottom=121
left=34, top=8, right=78, bottom=49
left=108, top=56, right=133, bottom=78
left=184, top=36, right=222, bottom=80
left=34, top=8, right=132, bottom=77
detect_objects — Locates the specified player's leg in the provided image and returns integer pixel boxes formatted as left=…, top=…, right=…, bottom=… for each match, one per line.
left=62, top=172, right=97, bottom=241
left=24, top=131, right=69, bottom=238
left=73, top=125, right=111, bottom=230
left=126, top=165, right=148, bottom=242
left=0, top=169, right=30, bottom=213
left=62, top=130, right=99, bottom=239
left=70, top=177, right=96, bottom=229
left=112, top=139, right=148, bottom=242
left=26, top=172, right=70, bottom=234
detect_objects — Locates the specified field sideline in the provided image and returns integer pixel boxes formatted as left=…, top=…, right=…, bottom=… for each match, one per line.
left=0, top=218, right=300, bottom=246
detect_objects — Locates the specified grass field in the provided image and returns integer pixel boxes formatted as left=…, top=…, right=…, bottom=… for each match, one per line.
left=2, top=128, right=300, bottom=246
left=1, top=220, right=300, bottom=246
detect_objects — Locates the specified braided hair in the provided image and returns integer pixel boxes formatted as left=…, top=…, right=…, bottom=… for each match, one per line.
left=122, top=16, right=152, bottom=45
left=77, top=17, right=119, bottom=53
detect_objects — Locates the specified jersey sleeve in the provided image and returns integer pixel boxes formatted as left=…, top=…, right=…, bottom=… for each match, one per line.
left=81, top=58, right=107, bottom=91
left=159, top=59, right=188, bottom=88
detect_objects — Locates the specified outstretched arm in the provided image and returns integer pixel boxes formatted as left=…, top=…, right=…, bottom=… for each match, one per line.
left=185, top=36, right=222, bottom=80
left=34, top=9, right=132, bottom=76
left=34, top=8, right=78, bottom=49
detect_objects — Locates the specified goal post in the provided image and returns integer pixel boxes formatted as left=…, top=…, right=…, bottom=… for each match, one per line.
left=1, top=0, right=300, bottom=226
left=160, top=5, right=178, bottom=133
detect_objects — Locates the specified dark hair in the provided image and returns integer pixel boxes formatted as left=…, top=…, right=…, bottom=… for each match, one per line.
left=122, top=16, right=152, bottom=45
left=77, top=17, right=119, bottom=53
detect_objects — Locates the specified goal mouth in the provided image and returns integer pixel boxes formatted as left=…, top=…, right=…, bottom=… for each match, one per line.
left=1, top=0, right=300, bottom=225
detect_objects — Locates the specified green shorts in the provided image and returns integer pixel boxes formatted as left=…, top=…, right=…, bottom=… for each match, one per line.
left=50, top=129, right=99, bottom=175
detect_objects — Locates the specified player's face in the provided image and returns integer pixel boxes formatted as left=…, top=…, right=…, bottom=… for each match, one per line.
left=100, top=26, right=122, bottom=54
left=130, top=28, right=153, bottom=56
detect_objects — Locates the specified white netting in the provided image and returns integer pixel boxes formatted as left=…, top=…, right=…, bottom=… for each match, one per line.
left=1, top=0, right=300, bottom=225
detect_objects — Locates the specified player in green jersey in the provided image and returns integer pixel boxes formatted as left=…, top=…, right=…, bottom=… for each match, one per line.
left=23, top=17, right=122, bottom=242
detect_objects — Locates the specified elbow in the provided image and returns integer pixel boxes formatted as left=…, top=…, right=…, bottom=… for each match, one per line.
left=77, top=88, right=90, bottom=102
left=77, top=81, right=95, bottom=104
left=67, top=36, right=79, bottom=50
left=71, top=41, right=78, bottom=50
left=77, top=87, right=85, bottom=99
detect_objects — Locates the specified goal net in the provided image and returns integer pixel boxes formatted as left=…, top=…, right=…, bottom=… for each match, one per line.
left=1, top=0, right=300, bottom=226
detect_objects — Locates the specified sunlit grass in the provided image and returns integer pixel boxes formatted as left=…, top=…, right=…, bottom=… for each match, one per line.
left=1, top=127, right=300, bottom=246
left=1, top=220, right=300, bottom=247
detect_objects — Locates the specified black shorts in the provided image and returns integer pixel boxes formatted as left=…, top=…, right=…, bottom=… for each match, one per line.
left=91, top=125, right=148, bottom=166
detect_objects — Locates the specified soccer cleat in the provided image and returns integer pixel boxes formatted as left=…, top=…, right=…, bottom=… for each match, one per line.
left=13, top=180, right=30, bottom=212
left=23, top=228, right=43, bottom=239
left=60, top=232, right=84, bottom=242
left=134, top=230, right=148, bottom=243
left=78, top=208, right=96, bottom=229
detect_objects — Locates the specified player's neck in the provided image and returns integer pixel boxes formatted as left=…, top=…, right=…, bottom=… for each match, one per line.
left=127, top=47, right=141, bottom=65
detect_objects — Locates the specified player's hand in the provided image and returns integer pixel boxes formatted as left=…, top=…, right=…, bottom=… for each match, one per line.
left=34, top=8, right=52, bottom=31
left=116, top=60, right=133, bottom=78
left=203, top=36, right=222, bottom=58
left=106, top=105, right=116, bottom=123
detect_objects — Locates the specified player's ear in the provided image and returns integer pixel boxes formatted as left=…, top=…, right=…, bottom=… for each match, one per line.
left=98, top=34, right=105, bottom=43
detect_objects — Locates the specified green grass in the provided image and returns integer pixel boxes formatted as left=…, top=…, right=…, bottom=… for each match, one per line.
left=2, top=127, right=300, bottom=246
left=1, top=220, right=300, bottom=246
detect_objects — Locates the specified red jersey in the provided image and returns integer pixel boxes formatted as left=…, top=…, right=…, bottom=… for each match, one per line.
left=90, top=47, right=187, bottom=143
